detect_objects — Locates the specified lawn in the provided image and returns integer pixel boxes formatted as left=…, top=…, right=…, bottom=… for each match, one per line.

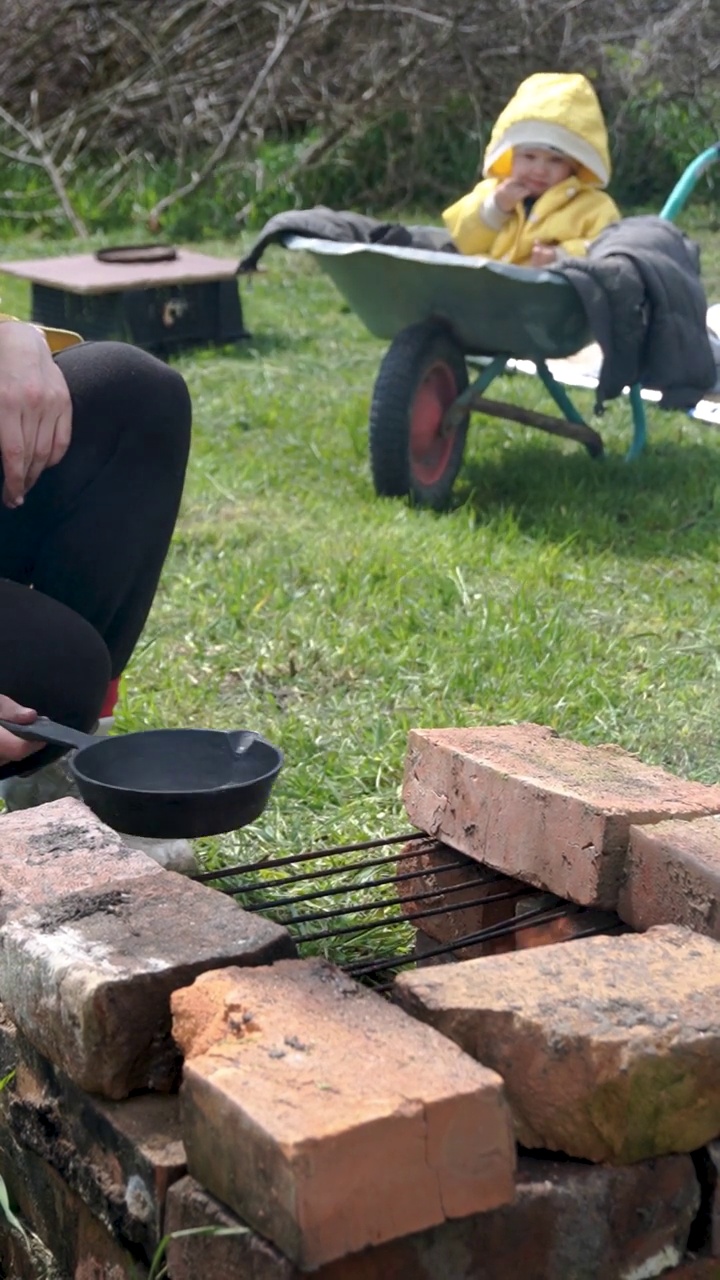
left=1, top=208, right=719, bottom=963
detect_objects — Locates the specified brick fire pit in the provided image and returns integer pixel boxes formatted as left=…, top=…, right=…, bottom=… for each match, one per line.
left=1, top=723, right=720, bottom=1278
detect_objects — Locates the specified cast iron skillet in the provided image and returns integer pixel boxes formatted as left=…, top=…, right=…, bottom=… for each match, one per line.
left=0, top=717, right=283, bottom=840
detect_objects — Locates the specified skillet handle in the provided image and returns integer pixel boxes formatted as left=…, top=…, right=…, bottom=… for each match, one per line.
left=0, top=717, right=97, bottom=752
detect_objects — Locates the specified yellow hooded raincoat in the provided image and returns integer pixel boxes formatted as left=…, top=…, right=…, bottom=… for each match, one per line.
left=443, top=73, right=620, bottom=264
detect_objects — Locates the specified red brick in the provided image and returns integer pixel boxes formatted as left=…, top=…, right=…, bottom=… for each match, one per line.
left=0, top=1110, right=147, bottom=1279
left=396, top=925, right=720, bottom=1163
left=619, top=815, right=720, bottom=937
left=165, top=1154, right=699, bottom=1280
left=709, top=1141, right=720, bottom=1256
left=397, top=839, right=521, bottom=955
left=172, top=958, right=515, bottom=1269
left=0, top=797, right=164, bottom=919
left=8, top=1030, right=185, bottom=1258
left=0, top=869, right=294, bottom=1098
left=402, top=724, right=720, bottom=908
left=165, top=1177, right=294, bottom=1280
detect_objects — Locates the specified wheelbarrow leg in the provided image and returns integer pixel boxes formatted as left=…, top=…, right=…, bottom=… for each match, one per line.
left=626, top=384, right=647, bottom=460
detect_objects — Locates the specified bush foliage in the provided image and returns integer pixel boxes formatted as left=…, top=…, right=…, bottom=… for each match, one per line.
left=0, top=0, right=716, bottom=236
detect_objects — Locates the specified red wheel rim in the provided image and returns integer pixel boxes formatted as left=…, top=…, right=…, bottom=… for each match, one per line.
left=409, top=361, right=460, bottom=486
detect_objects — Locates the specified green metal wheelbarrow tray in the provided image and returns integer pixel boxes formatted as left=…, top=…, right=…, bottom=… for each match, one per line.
left=284, top=143, right=720, bottom=508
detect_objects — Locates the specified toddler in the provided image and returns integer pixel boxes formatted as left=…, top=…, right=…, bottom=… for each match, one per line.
left=443, top=72, right=620, bottom=267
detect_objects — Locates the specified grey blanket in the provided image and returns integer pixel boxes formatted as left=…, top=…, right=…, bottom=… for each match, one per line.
left=237, top=207, right=455, bottom=273
left=556, top=216, right=716, bottom=411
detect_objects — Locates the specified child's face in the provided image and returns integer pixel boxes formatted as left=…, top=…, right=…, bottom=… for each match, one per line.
left=511, top=147, right=576, bottom=195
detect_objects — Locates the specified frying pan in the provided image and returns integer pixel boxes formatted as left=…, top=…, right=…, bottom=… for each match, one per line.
left=0, top=717, right=283, bottom=839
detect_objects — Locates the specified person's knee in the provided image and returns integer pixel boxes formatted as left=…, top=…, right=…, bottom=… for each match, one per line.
left=0, top=583, right=111, bottom=733
left=57, top=341, right=192, bottom=462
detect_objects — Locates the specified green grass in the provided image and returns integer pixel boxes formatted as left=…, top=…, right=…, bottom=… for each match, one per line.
left=1, top=208, right=719, bottom=965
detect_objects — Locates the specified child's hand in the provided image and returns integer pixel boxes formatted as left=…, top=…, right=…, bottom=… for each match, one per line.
left=530, top=242, right=558, bottom=267
left=494, top=178, right=533, bottom=213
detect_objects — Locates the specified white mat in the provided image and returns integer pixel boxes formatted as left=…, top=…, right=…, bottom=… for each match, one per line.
left=505, top=303, right=720, bottom=428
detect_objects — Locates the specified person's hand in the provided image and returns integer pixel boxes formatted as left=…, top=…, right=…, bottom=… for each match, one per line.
left=0, top=321, right=73, bottom=508
left=494, top=178, right=533, bottom=213
left=530, top=242, right=559, bottom=267
left=0, top=696, right=42, bottom=765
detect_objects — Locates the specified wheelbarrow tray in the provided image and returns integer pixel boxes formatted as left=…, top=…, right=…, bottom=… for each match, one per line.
left=283, top=235, right=592, bottom=361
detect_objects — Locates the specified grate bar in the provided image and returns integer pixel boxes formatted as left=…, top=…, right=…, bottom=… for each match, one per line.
left=345, top=903, right=582, bottom=978
left=283, top=883, right=538, bottom=941
left=221, top=852, right=490, bottom=904
left=242, top=867, right=515, bottom=916
left=258, top=883, right=531, bottom=929
left=192, top=831, right=428, bottom=882
left=365, top=917, right=629, bottom=992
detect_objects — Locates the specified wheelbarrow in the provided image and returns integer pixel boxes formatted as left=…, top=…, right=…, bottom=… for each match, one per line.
left=284, top=143, right=720, bottom=508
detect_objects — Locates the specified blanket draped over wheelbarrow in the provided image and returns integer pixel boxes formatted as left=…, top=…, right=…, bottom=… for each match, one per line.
left=237, top=208, right=456, bottom=274
left=555, top=216, right=716, bottom=412
left=239, top=208, right=716, bottom=415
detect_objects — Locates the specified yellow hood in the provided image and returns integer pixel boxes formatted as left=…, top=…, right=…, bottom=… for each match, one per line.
left=483, top=72, right=611, bottom=188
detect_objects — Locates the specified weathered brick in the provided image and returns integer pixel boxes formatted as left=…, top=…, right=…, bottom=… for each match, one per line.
left=0, top=868, right=295, bottom=1099
left=402, top=724, right=720, bottom=908
left=619, top=815, right=720, bottom=937
left=165, top=1177, right=294, bottom=1280
left=0, top=1108, right=147, bottom=1279
left=512, top=897, right=624, bottom=949
left=396, top=925, right=720, bottom=1164
left=7, top=1030, right=185, bottom=1258
left=397, top=839, right=521, bottom=956
left=165, top=1154, right=700, bottom=1280
left=709, top=1142, right=720, bottom=1256
left=0, top=797, right=165, bottom=919
left=172, top=958, right=515, bottom=1269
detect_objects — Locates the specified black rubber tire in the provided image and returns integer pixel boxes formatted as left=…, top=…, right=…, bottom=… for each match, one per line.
left=368, top=322, right=469, bottom=509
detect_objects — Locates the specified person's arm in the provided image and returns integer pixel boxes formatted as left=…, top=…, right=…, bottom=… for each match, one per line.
left=442, top=179, right=510, bottom=256
left=534, top=193, right=622, bottom=264
left=0, top=319, right=73, bottom=508
left=0, top=695, right=42, bottom=764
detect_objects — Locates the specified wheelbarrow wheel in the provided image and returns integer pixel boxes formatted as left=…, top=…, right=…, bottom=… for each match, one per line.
left=369, top=322, right=469, bottom=509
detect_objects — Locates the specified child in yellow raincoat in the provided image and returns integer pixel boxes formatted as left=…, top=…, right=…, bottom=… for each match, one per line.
left=443, top=72, right=620, bottom=267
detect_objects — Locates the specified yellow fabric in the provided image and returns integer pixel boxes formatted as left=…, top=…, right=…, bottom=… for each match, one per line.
left=483, top=72, right=611, bottom=187
left=442, top=176, right=620, bottom=263
left=0, top=313, right=83, bottom=352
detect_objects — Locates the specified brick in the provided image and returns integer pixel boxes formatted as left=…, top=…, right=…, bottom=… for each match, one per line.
left=709, top=1142, right=720, bottom=1256
left=165, top=1177, right=294, bottom=1280
left=0, top=797, right=165, bottom=919
left=7, top=1030, right=185, bottom=1258
left=0, top=1107, right=147, bottom=1279
left=172, top=958, right=515, bottom=1269
left=0, top=868, right=295, bottom=1099
left=165, top=1154, right=699, bottom=1280
left=402, top=724, right=720, bottom=908
left=396, top=925, right=720, bottom=1163
left=396, top=840, right=620, bottom=962
left=512, top=898, right=624, bottom=949
left=619, top=815, right=720, bottom=937
left=397, top=839, right=521, bottom=956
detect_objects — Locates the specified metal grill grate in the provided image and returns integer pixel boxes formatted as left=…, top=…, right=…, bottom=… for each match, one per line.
left=193, top=833, right=626, bottom=990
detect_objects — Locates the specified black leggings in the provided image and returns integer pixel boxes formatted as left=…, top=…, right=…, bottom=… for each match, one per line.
left=0, top=341, right=191, bottom=775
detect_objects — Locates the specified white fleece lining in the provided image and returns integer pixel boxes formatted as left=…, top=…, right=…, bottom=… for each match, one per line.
left=484, top=121, right=609, bottom=187
left=479, top=193, right=510, bottom=231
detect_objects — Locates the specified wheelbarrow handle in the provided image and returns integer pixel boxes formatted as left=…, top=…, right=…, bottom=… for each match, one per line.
left=0, top=716, right=97, bottom=751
